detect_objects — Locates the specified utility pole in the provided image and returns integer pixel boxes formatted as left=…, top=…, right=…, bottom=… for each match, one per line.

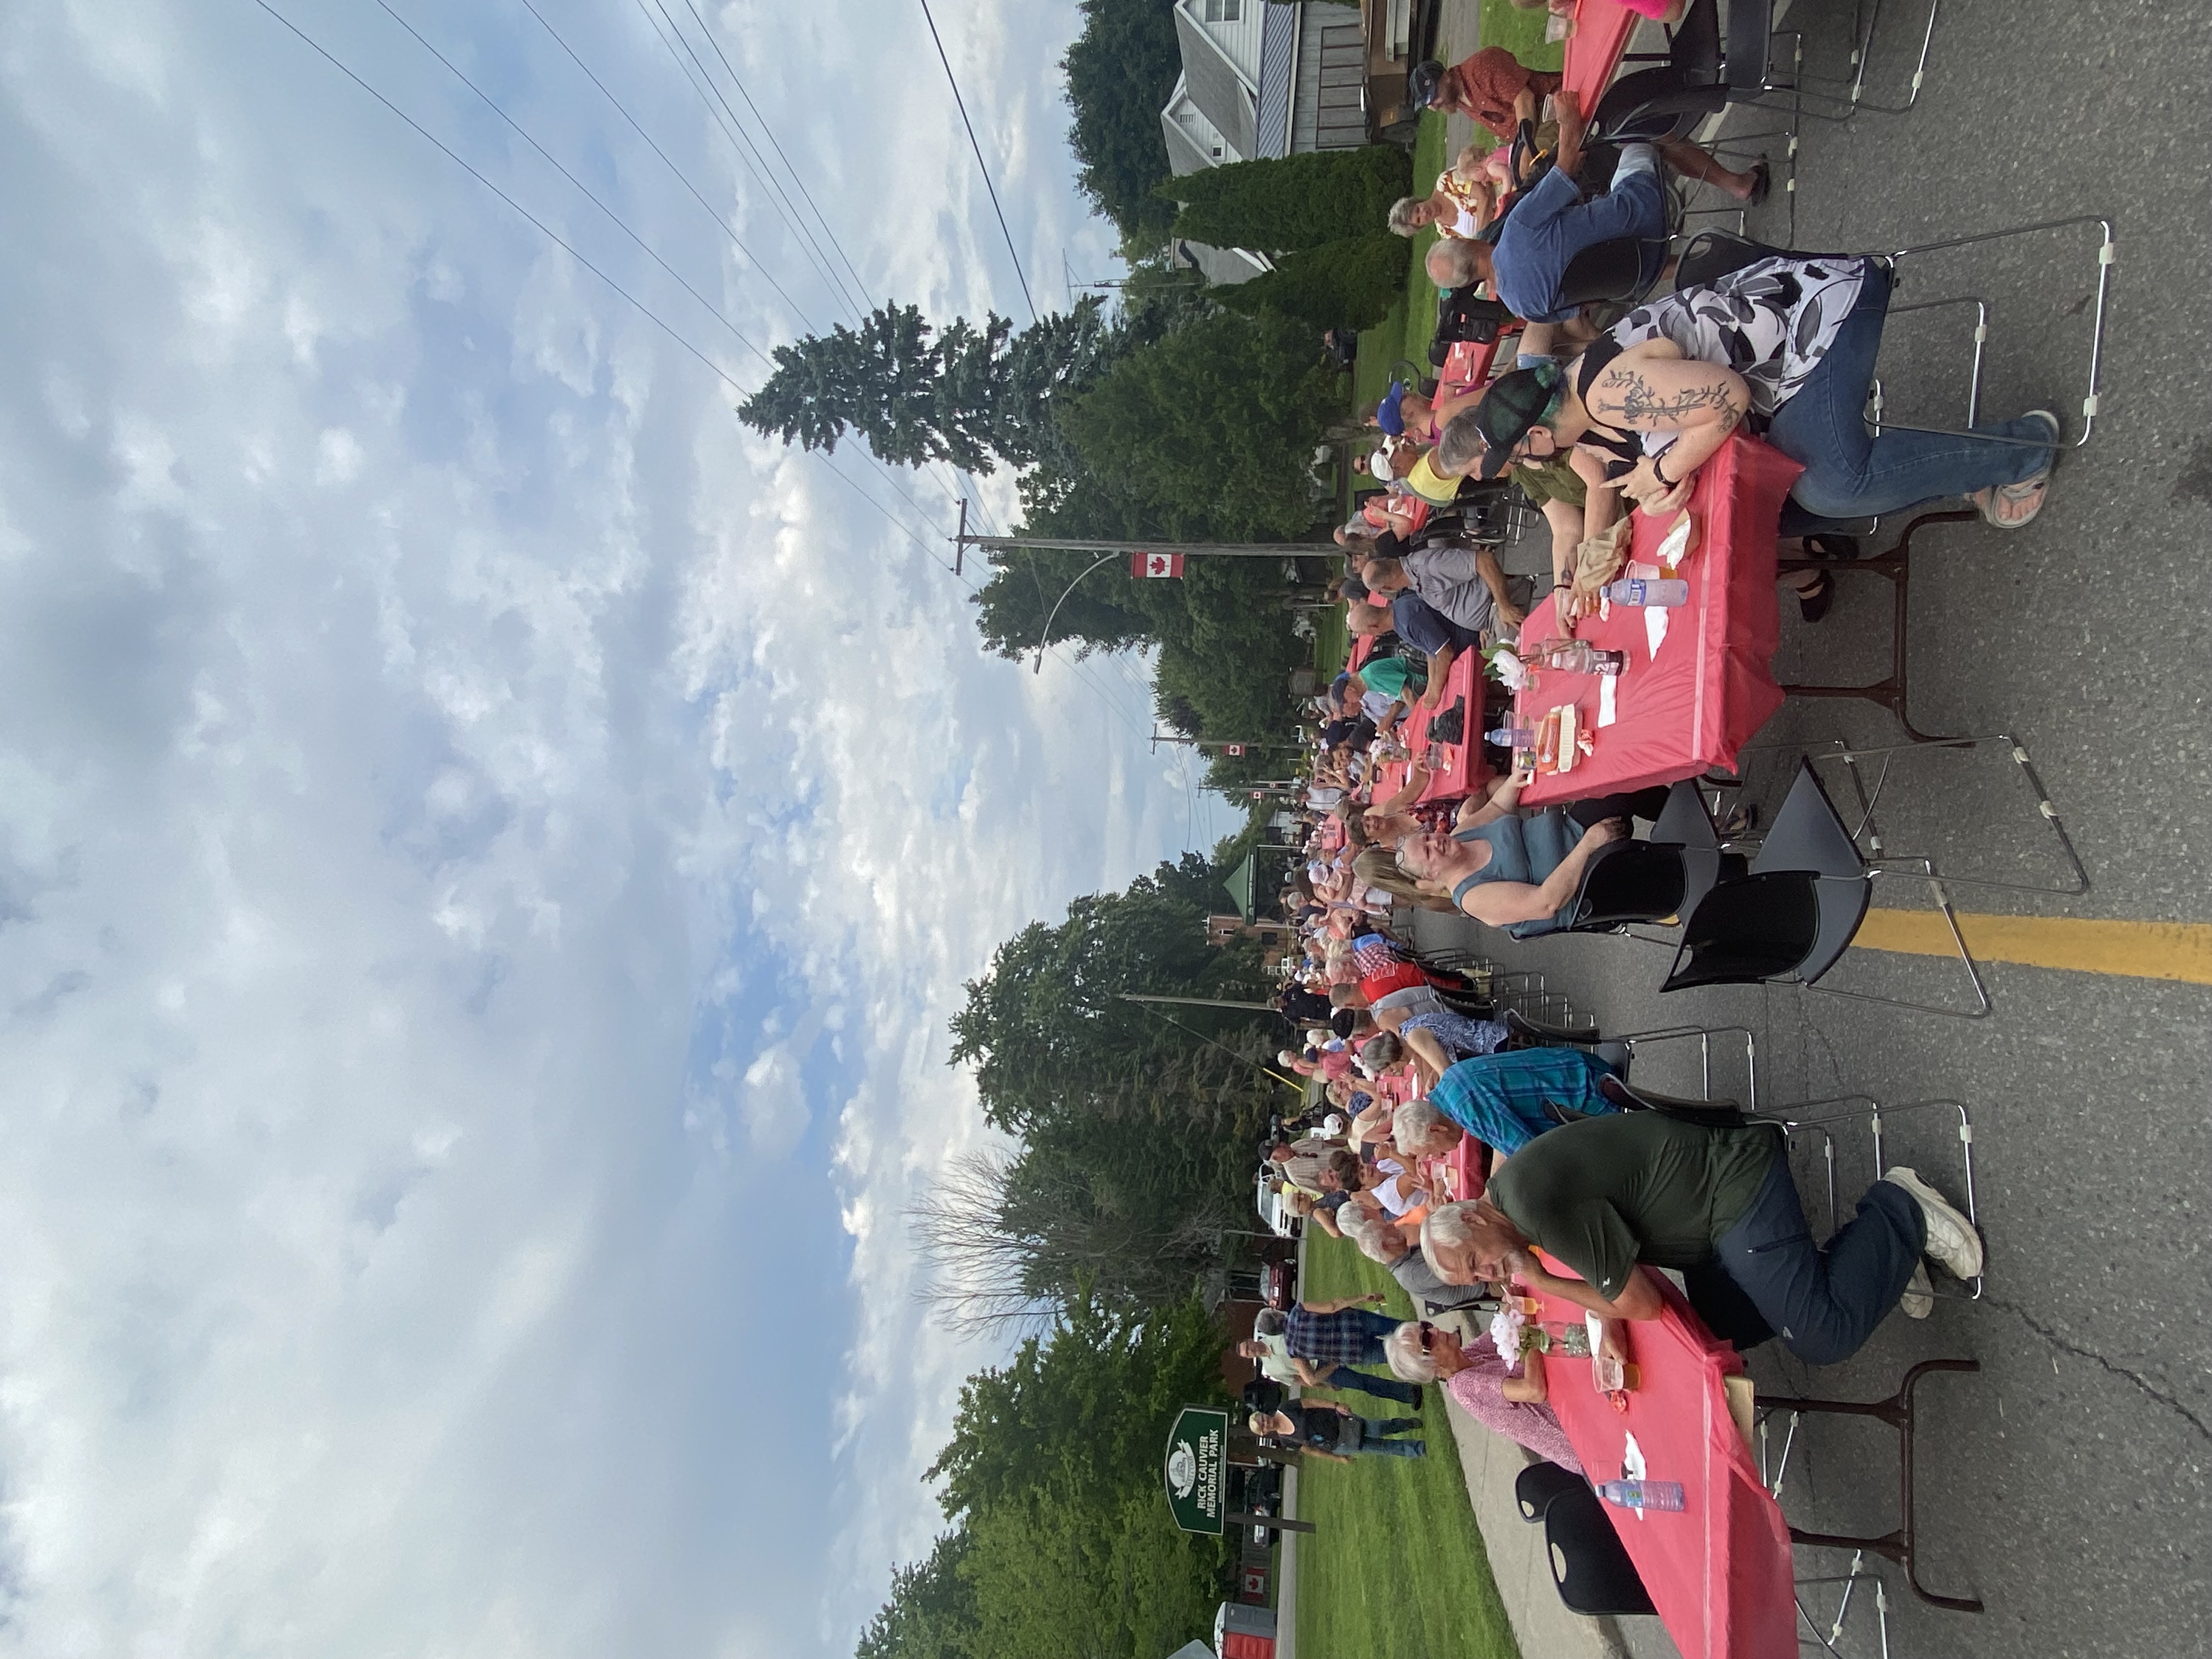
left=958, top=533, right=1339, bottom=559
left=1118, top=992, right=1279, bottom=1012
left=1150, top=730, right=1303, bottom=754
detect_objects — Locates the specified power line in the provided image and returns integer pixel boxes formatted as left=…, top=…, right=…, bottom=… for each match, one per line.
left=515, top=0, right=825, bottom=334
left=373, top=0, right=777, bottom=370
left=671, top=0, right=879, bottom=318
left=915, top=0, right=1037, bottom=323
left=634, top=0, right=867, bottom=324
left=250, top=0, right=755, bottom=394
left=249, top=0, right=1160, bottom=749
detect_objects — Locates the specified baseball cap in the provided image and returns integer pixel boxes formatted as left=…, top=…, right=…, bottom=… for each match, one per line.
left=1467, top=363, right=1564, bottom=479
left=1367, top=444, right=1397, bottom=483
left=1376, top=381, right=1407, bottom=437
left=1408, top=59, right=1446, bottom=109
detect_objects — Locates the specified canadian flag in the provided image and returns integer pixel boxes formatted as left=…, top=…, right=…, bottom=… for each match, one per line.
left=1224, top=743, right=1246, bottom=757
left=1130, top=551, right=1186, bottom=579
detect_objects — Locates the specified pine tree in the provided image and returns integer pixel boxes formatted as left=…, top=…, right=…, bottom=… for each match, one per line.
left=1158, top=145, right=1413, bottom=254
left=736, top=297, right=1116, bottom=474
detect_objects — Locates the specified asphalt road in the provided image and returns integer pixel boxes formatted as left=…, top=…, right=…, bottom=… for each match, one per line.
left=1418, top=0, right=2212, bottom=1652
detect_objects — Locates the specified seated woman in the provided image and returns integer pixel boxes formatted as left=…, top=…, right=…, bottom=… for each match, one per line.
left=1394, top=812, right=1627, bottom=937
left=1443, top=254, right=2061, bottom=538
left=1384, top=1319, right=1583, bottom=1474
left=1249, top=1403, right=1426, bottom=1462
left=1386, top=142, right=1510, bottom=241
left=1360, top=1017, right=1510, bottom=1095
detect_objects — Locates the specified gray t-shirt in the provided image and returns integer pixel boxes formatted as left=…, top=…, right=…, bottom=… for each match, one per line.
left=1404, top=545, right=1496, bottom=633
left=1487, top=1111, right=1783, bottom=1302
left=1389, top=1243, right=1488, bottom=1312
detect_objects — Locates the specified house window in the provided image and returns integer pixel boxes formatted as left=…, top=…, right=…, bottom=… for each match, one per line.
left=1203, top=0, right=1242, bottom=20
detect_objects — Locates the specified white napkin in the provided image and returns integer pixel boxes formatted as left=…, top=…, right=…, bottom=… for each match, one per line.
left=1625, top=558, right=1671, bottom=657
left=1596, top=671, right=1618, bottom=729
left=1622, top=1430, right=1650, bottom=1522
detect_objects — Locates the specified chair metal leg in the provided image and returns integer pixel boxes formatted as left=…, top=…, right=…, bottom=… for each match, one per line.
left=1807, top=867, right=1994, bottom=1019
left=1762, top=1360, right=1985, bottom=1613
left=1827, top=736, right=2093, bottom=897
left=1761, top=1096, right=1980, bottom=1298
left=1614, top=1024, right=1759, bottom=1108
left=1770, top=0, right=1940, bottom=117
left=1884, top=217, right=2117, bottom=446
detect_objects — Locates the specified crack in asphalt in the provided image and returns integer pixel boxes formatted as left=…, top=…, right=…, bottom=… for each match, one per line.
left=1986, top=1296, right=2212, bottom=1444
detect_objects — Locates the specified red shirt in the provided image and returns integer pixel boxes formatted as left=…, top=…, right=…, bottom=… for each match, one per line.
left=1444, top=47, right=1562, bottom=138
left=1359, top=958, right=1428, bottom=1002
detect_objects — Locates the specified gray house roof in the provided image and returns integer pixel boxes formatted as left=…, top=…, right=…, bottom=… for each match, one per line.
left=1172, top=7, right=1258, bottom=162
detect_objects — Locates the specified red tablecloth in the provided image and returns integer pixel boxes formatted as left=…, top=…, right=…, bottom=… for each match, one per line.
left=1368, top=649, right=1488, bottom=808
left=1439, top=335, right=1519, bottom=403
left=1514, top=435, right=1796, bottom=806
left=1529, top=1263, right=1796, bottom=1659
left=1560, top=0, right=1641, bottom=109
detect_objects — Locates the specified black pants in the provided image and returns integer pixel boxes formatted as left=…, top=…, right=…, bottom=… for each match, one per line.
left=1567, top=787, right=1671, bottom=827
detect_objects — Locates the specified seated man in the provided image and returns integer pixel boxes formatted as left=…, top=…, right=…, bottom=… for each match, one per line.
left=1410, top=46, right=1562, bottom=142
left=1346, top=596, right=1476, bottom=716
left=1391, top=1057, right=1623, bottom=1176
left=1419, top=1110, right=1984, bottom=1365
left=1361, top=544, right=1524, bottom=642
left=1423, top=92, right=1765, bottom=363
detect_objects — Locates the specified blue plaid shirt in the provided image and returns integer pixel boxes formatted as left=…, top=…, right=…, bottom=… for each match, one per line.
left=1431, top=1047, right=1622, bottom=1157
left=1284, top=1307, right=1381, bottom=1367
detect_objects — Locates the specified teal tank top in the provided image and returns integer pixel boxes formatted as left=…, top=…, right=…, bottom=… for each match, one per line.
left=1449, top=809, right=1578, bottom=938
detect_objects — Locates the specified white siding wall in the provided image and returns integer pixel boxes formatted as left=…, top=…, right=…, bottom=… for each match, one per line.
left=1168, top=97, right=1236, bottom=165
left=1187, top=0, right=1265, bottom=84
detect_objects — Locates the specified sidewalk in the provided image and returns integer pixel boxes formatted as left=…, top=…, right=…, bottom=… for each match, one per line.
left=1441, top=1391, right=1682, bottom=1659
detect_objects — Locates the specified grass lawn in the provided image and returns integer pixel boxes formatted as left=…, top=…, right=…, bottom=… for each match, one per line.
left=1481, top=0, right=1567, bottom=70
left=1312, top=604, right=1349, bottom=678
left=1291, top=1234, right=1521, bottom=1659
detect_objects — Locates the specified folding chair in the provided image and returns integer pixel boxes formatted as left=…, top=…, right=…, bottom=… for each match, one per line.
left=1673, top=220, right=2116, bottom=450
left=1664, top=752, right=2085, bottom=1018
left=1544, top=1482, right=1660, bottom=1615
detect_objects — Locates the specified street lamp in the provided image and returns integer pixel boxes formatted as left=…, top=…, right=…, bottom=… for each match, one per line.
left=1030, top=550, right=1124, bottom=674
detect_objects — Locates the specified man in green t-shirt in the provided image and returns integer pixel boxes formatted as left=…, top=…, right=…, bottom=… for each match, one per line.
left=1418, top=1106, right=1983, bottom=1365
left=1510, top=451, right=1592, bottom=603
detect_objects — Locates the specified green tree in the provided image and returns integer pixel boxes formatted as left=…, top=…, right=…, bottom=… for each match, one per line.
left=1215, top=233, right=1412, bottom=331
left=736, top=298, right=1116, bottom=472
left=1159, top=146, right=1413, bottom=254
left=1055, top=308, right=1342, bottom=540
left=855, top=1533, right=977, bottom=1659
left=1061, top=0, right=1184, bottom=249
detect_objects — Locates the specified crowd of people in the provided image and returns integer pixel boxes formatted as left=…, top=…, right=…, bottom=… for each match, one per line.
left=1232, top=24, right=2001, bottom=1492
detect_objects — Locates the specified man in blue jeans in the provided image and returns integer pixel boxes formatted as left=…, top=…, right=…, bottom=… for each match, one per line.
left=1417, top=1108, right=1983, bottom=1364
left=1423, top=88, right=1764, bottom=364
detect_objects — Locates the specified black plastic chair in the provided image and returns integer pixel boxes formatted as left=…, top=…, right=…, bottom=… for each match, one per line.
left=1502, top=1006, right=1602, bottom=1046
left=1561, top=839, right=1689, bottom=933
left=1658, top=868, right=1832, bottom=994
left=1554, top=235, right=1664, bottom=311
left=1545, top=1483, right=1658, bottom=1615
left=1515, top=1460, right=1589, bottom=1523
left=1592, top=0, right=1729, bottom=140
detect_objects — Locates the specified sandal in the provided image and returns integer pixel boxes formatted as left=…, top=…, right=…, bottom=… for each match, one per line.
left=1804, top=534, right=1860, bottom=560
left=1743, top=160, right=1771, bottom=208
left=1794, top=569, right=1833, bottom=623
left=1972, top=409, right=2062, bottom=531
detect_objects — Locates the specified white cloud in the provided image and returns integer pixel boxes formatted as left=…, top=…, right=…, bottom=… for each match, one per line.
left=0, top=1, right=1237, bottom=1655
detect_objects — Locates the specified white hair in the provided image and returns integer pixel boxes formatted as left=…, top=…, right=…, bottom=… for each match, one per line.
left=1277, top=1049, right=1300, bottom=1068
left=1393, top=1098, right=1460, bottom=1153
left=1384, top=1320, right=1438, bottom=1383
left=1421, top=1199, right=1486, bottom=1260
left=1252, top=1308, right=1286, bottom=1337
left=1336, top=1204, right=1407, bottom=1265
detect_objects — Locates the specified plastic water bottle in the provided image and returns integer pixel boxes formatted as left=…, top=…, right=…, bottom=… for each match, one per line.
left=1485, top=722, right=1536, bottom=748
left=1603, top=578, right=1689, bottom=607
left=1598, top=1479, right=1685, bottom=1512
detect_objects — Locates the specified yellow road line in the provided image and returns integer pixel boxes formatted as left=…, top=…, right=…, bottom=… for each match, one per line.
left=1854, top=911, right=2212, bottom=984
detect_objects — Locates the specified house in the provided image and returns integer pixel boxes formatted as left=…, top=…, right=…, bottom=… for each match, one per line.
left=1158, top=0, right=1368, bottom=281
left=1158, top=1, right=1440, bottom=283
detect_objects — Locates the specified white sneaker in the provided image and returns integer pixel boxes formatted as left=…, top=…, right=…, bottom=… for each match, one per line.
left=1898, top=1261, right=1933, bottom=1319
left=1884, top=1166, right=1984, bottom=1281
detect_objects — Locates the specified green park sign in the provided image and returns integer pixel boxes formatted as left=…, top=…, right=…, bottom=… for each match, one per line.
left=1163, top=1405, right=1229, bottom=1536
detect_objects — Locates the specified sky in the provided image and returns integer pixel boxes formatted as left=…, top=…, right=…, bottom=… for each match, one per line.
left=0, top=1, right=1246, bottom=1653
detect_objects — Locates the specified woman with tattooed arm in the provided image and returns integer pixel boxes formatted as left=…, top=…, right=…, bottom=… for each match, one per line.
left=1438, top=257, right=2064, bottom=547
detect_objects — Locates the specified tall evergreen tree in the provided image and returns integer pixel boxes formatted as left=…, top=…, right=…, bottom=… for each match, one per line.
left=736, top=297, right=1117, bottom=473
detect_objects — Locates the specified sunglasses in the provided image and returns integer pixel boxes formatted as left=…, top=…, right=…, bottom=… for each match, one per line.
left=1417, top=1321, right=1438, bottom=1354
